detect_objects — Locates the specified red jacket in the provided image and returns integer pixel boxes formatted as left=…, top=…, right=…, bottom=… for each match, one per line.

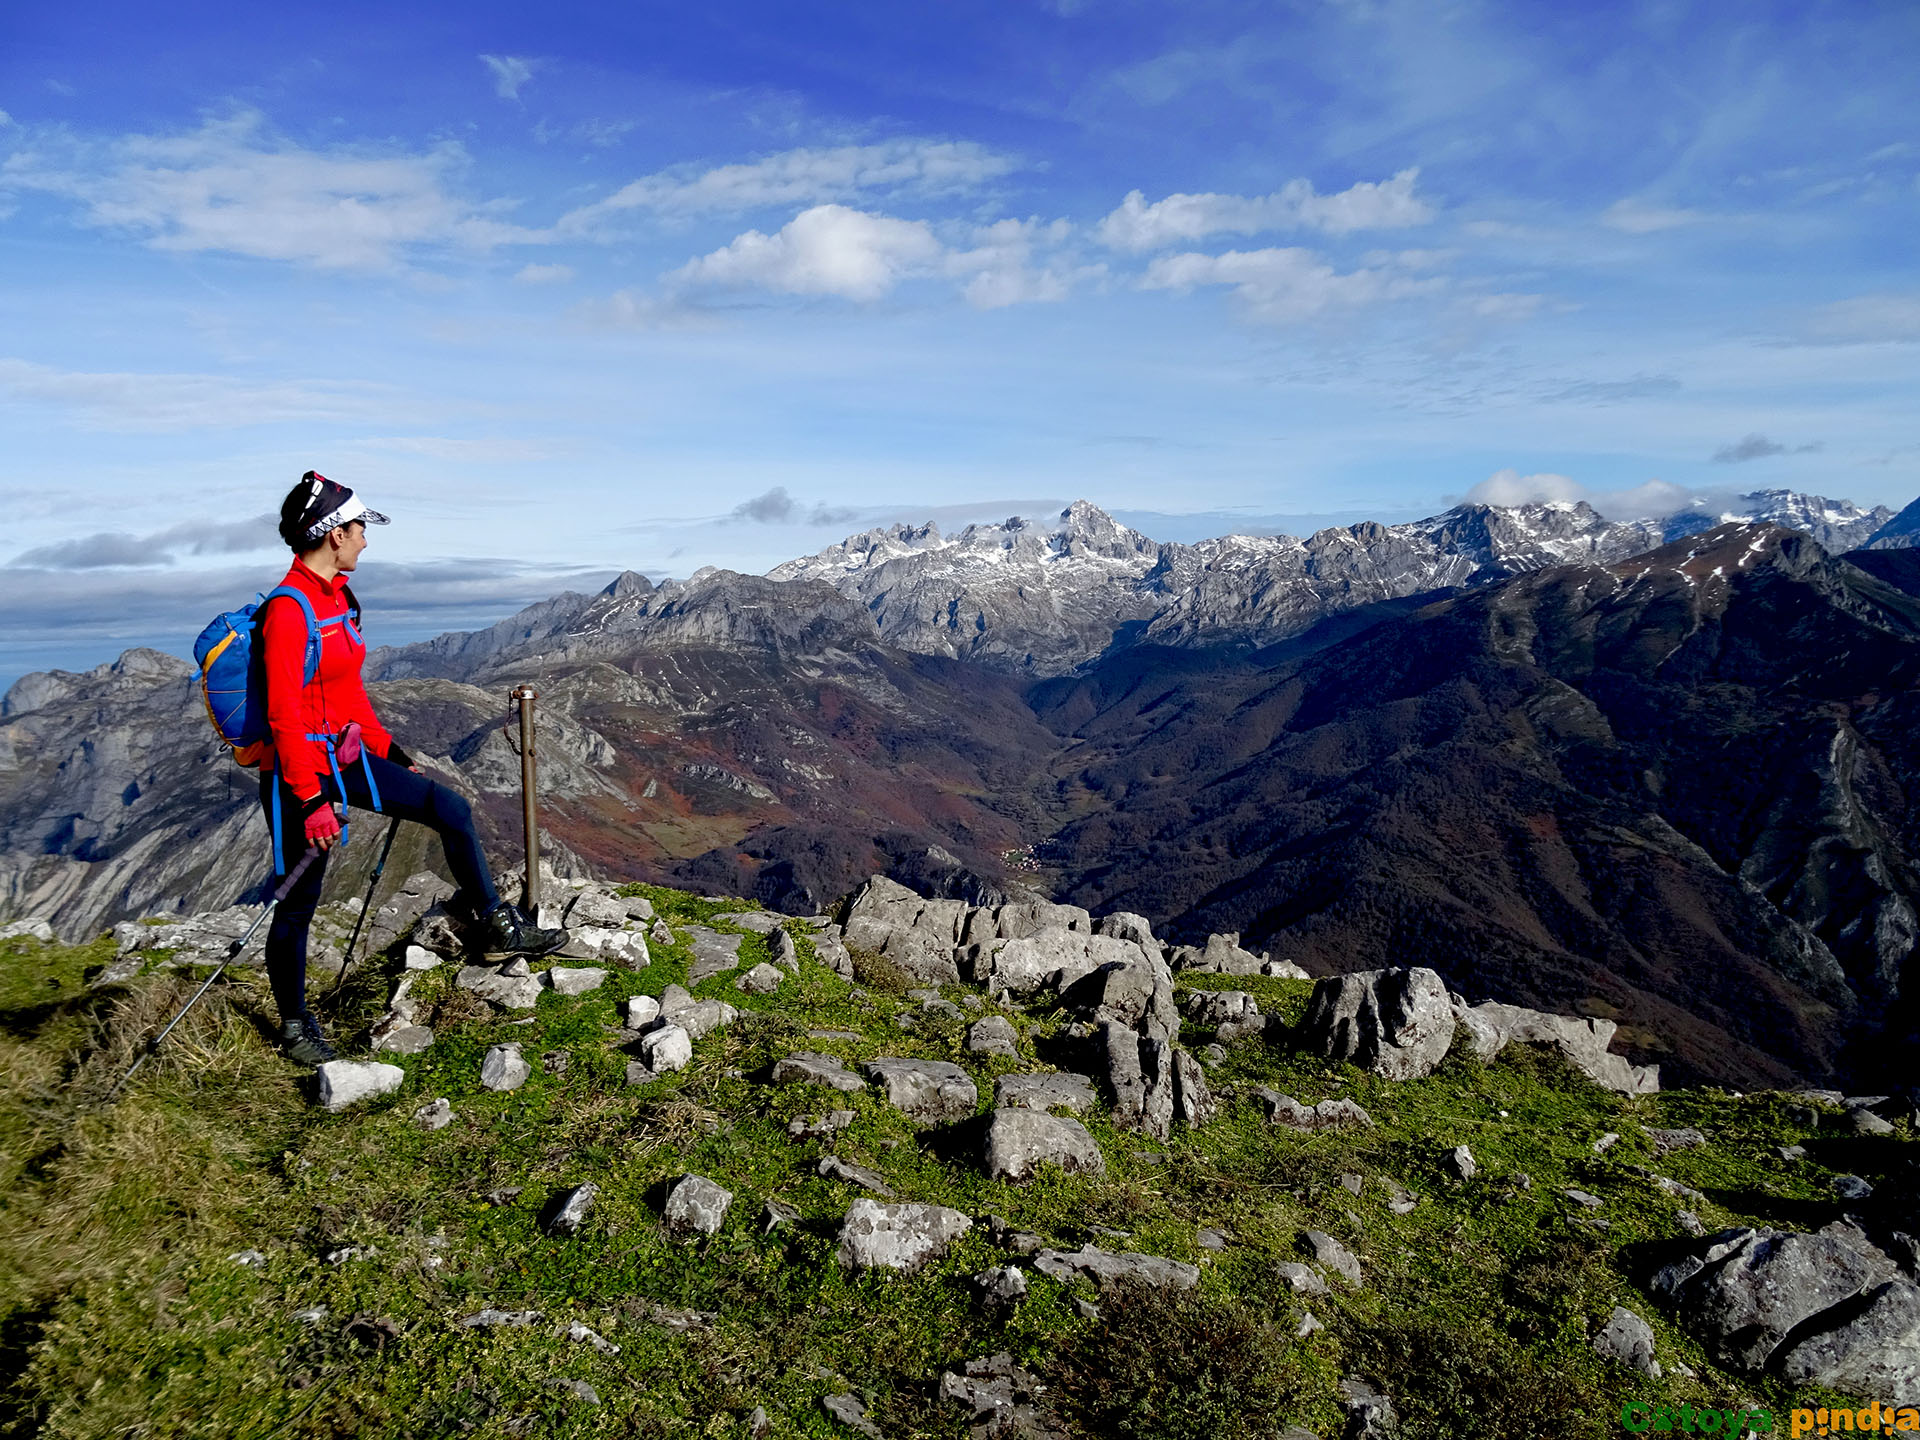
left=261, top=557, right=394, bottom=798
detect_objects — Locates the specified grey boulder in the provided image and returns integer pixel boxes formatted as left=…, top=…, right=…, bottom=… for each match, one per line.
left=479, top=1044, right=531, bottom=1092
left=545, top=1183, right=597, bottom=1237
left=454, top=965, right=544, bottom=1010
left=1456, top=999, right=1659, bottom=1095
left=837, top=1198, right=971, bottom=1273
left=966, top=1014, right=1020, bottom=1058
left=1297, top=966, right=1455, bottom=1081
left=1592, top=1306, right=1661, bottom=1377
left=993, top=1071, right=1096, bottom=1114
left=1032, top=1244, right=1199, bottom=1291
left=316, top=1060, right=404, bottom=1112
left=984, top=1109, right=1106, bottom=1183
left=664, top=1175, right=733, bottom=1237
left=544, top=966, right=606, bottom=997
left=772, top=1052, right=866, bottom=1092
left=734, top=962, right=785, bottom=994
left=862, top=1057, right=978, bottom=1123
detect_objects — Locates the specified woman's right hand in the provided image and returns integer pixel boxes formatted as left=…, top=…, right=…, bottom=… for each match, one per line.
left=300, top=794, right=343, bottom=850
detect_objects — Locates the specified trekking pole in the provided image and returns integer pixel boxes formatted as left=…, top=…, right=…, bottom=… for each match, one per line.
left=105, top=848, right=322, bottom=1104
left=509, top=684, right=539, bottom=914
left=323, top=815, right=402, bottom=1009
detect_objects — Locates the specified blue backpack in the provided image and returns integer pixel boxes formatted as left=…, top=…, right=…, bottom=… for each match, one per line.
left=195, top=584, right=360, bottom=767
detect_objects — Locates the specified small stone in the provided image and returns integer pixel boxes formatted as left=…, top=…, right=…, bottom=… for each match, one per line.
left=745, top=1405, right=770, bottom=1436
left=1197, top=1228, right=1229, bottom=1251
left=985, top=1109, right=1106, bottom=1183
left=546, top=966, right=606, bottom=997
left=1593, top=1132, right=1619, bottom=1154
left=1643, top=1126, right=1705, bottom=1155
left=1303, top=1230, right=1362, bottom=1286
left=817, top=1156, right=893, bottom=1196
left=772, top=1052, right=865, bottom=1092
left=623, top=894, right=655, bottom=921
left=1339, top=1172, right=1363, bottom=1196
left=479, top=1044, right=531, bottom=1092
left=1444, top=1144, right=1476, bottom=1182
left=461, top=1308, right=541, bottom=1327
left=763, top=1199, right=801, bottom=1232
left=974, top=1265, right=1028, bottom=1307
left=735, top=962, right=785, bottom=994
left=371, top=1022, right=434, bottom=1055
left=502, top=956, right=532, bottom=978
left=625, top=994, right=662, bottom=1029
left=484, top=1186, right=522, bottom=1206
left=545, top=1377, right=600, bottom=1406
left=1200, top=1042, right=1228, bottom=1066
left=1834, top=1174, right=1874, bottom=1200
left=821, top=1394, right=881, bottom=1439
left=1778, top=1143, right=1806, bottom=1160
left=316, top=1059, right=405, bottom=1111
left=566, top=1321, right=620, bottom=1355
left=966, top=1015, right=1020, bottom=1058
left=1383, top=1178, right=1419, bottom=1214
left=229, top=1249, right=266, bottom=1267
left=836, top=1199, right=971, bottom=1273
left=664, top=1175, right=733, bottom=1237
left=1338, top=1377, right=1397, bottom=1440
left=1297, top=1311, right=1324, bottom=1338
left=993, top=1071, right=1096, bottom=1114
left=403, top=945, right=442, bottom=971
left=1071, top=1297, right=1101, bottom=1320
left=641, top=1024, right=693, bottom=1073
left=412, top=1098, right=453, bottom=1131
left=1592, top=1305, right=1661, bottom=1378
left=1676, top=1210, right=1705, bottom=1237
left=624, top=1060, right=657, bottom=1086
left=1563, top=1188, right=1604, bottom=1209
left=1850, top=1108, right=1895, bottom=1136
left=650, top=919, right=673, bottom=945
left=862, top=1057, right=978, bottom=1124
left=545, top=1183, right=597, bottom=1237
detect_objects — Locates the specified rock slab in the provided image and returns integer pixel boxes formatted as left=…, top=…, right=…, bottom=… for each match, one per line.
left=837, top=1198, right=972, bottom=1273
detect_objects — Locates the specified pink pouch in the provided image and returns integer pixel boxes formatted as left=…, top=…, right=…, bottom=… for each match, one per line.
left=336, top=720, right=364, bottom=765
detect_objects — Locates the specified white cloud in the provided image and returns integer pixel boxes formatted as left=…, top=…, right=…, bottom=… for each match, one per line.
left=352, top=436, right=552, bottom=463
left=943, top=217, right=1090, bottom=310
left=0, top=357, right=400, bottom=431
left=667, top=204, right=944, bottom=302
left=1140, top=246, right=1442, bottom=322
left=557, top=139, right=1017, bottom=234
left=1601, top=198, right=1706, bottom=234
left=1, top=111, right=529, bottom=270
left=1465, top=468, right=1585, bottom=506
left=480, top=55, right=538, bottom=101
left=1097, top=168, right=1432, bottom=251
left=514, top=262, right=574, bottom=285
left=1800, top=293, right=1920, bottom=344
left=0, top=110, right=13, bottom=127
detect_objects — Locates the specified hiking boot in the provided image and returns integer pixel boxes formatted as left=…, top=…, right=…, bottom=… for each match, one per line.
left=483, top=901, right=567, bottom=958
left=282, top=1012, right=336, bottom=1067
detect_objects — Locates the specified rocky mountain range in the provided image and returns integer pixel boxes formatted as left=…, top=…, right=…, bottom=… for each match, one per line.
left=3, top=489, right=1917, bottom=1089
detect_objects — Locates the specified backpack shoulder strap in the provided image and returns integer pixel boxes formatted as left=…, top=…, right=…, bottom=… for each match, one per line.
left=261, top=585, right=325, bottom=685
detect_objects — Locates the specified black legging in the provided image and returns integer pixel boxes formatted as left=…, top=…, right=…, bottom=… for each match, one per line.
left=259, top=752, right=499, bottom=1023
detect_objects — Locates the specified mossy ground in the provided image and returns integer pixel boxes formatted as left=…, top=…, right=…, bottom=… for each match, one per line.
left=0, top=896, right=1902, bottom=1439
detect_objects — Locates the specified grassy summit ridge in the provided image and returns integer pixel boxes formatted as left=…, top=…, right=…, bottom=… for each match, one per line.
left=0, top=884, right=1896, bottom=1439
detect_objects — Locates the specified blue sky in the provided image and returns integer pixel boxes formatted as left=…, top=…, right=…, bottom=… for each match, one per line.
left=1, top=0, right=1917, bottom=686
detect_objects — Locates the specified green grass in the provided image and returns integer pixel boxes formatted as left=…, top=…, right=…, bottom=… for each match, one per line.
left=0, top=898, right=1901, bottom=1439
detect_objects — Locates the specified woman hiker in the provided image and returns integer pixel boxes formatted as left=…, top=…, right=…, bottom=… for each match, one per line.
left=262, top=471, right=566, bottom=1066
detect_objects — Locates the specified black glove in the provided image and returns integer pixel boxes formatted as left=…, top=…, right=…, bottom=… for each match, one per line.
left=385, top=743, right=415, bottom=769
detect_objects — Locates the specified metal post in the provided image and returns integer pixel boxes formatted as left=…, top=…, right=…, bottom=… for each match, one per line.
left=511, top=684, right=539, bottom=914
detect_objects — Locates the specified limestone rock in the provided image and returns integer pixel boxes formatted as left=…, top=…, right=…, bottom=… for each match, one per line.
left=664, top=1175, right=733, bottom=1237
left=1297, top=966, right=1456, bottom=1081
left=821, top=1394, right=882, bottom=1439
left=714, top=910, right=786, bottom=934
left=837, top=1198, right=972, bottom=1273
left=1168, top=931, right=1268, bottom=975
left=1303, top=1230, right=1362, bottom=1286
left=1092, top=911, right=1156, bottom=947
left=1775, top=1277, right=1920, bottom=1396
left=840, top=875, right=968, bottom=984
left=402, top=945, right=441, bottom=971
left=623, top=894, right=654, bottom=921
left=735, top=962, right=785, bottom=994
left=985, top=1109, right=1106, bottom=1183
left=975, top=927, right=1152, bottom=998
left=938, top=1353, right=1049, bottom=1437
left=1458, top=1000, right=1659, bottom=1095
left=772, top=929, right=800, bottom=972
left=625, top=995, right=662, bottom=1030
left=1592, top=1306, right=1660, bottom=1378
left=454, top=965, right=544, bottom=1009
left=683, top=926, right=744, bottom=983
left=480, top=1044, right=531, bottom=1092
left=1644, top=1126, right=1706, bottom=1154
left=812, top=927, right=855, bottom=979
left=565, top=890, right=629, bottom=928
left=966, top=1014, right=1020, bottom=1058
left=993, top=1071, right=1096, bottom=1114
left=1031, top=1244, right=1199, bottom=1290
left=1059, top=952, right=1179, bottom=1040
left=1277, top=1261, right=1330, bottom=1296
left=772, top=1052, right=866, bottom=1092
left=564, top=926, right=650, bottom=967
left=973, top=1267, right=1029, bottom=1307
left=545, top=1183, right=597, bottom=1237
left=641, top=1024, right=693, bottom=1074
left=371, top=1019, right=434, bottom=1055
left=1249, top=1088, right=1375, bottom=1131
left=862, top=1057, right=978, bottom=1123
left=1338, top=1377, right=1397, bottom=1440
left=1100, top=1024, right=1213, bottom=1140
left=0, top=918, right=55, bottom=944
left=1445, top=1145, right=1476, bottom=1182
left=650, top=919, right=673, bottom=946
left=412, top=1097, right=453, bottom=1131
left=817, top=1156, right=893, bottom=1195
left=316, top=1060, right=404, bottom=1111
left=545, top=966, right=606, bottom=997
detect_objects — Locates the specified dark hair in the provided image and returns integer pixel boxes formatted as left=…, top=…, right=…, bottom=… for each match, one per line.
left=278, top=472, right=333, bottom=551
